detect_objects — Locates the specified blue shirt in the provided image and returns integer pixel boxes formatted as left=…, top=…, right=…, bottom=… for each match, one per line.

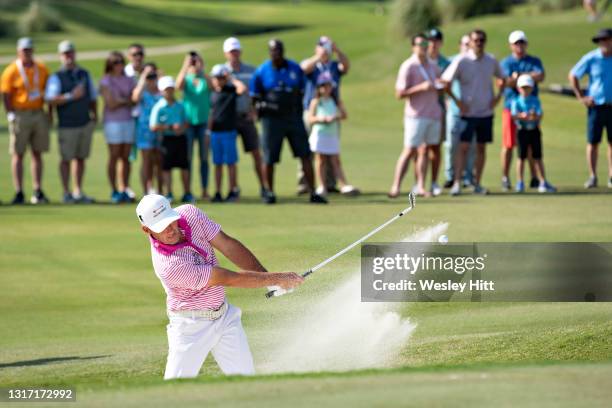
left=446, top=54, right=462, bottom=116
left=250, top=59, right=304, bottom=97
left=500, top=54, right=544, bottom=109
left=303, top=60, right=343, bottom=109
left=149, top=98, right=187, bottom=137
left=570, top=48, right=612, bottom=105
left=138, top=89, right=161, bottom=137
left=511, top=94, right=542, bottom=130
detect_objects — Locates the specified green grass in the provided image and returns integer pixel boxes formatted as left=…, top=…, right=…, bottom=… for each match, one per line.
left=0, top=1, right=611, bottom=407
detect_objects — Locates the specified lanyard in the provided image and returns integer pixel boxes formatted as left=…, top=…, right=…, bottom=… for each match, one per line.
left=16, top=59, right=39, bottom=92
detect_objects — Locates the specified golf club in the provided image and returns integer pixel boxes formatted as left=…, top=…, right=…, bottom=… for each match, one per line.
left=266, top=193, right=417, bottom=298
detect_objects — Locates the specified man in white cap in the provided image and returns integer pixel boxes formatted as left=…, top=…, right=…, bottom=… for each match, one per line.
left=499, top=30, right=545, bottom=192
left=223, top=37, right=266, bottom=198
left=1, top=37, right=51, bottom=204
left=136, top=195, right=303, bottom=379
left=45, top=40, right=98, bottom=204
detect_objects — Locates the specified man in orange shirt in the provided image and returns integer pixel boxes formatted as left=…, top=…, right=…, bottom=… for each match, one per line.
left=1, top=37, right=51, bottom=204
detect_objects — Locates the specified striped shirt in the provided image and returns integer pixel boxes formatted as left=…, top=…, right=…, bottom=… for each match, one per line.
left=149, top=204, right=225, bottom=311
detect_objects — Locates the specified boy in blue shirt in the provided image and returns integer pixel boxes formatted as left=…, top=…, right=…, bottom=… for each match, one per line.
left=150, top=76, right=193, bottom=203
left=511, top=75, right=555, bottom=193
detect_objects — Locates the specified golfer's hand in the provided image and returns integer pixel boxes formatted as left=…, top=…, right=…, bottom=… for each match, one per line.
left=580, top=96, right=594, bottom=108
left=276, top=272, right=304, bottom=290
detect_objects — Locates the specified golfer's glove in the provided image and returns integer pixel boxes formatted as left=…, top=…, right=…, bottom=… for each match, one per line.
left=266, top=286, right=295, bottom=297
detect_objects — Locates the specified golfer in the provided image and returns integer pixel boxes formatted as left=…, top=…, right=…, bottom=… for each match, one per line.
left=136, top=194, right=303, bottom=379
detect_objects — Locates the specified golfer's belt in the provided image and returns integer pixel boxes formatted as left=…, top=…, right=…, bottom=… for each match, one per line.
left=167, top=302, right=227, bottom=320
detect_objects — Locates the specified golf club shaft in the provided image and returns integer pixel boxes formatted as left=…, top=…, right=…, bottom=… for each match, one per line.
left=266, top=194, right=416, bottom=298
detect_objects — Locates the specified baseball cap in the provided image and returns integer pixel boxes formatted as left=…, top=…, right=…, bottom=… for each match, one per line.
left=211, top=64, right=229, bottom=78
left=427, top=28, right=444, bottom=41
left=58, top=40, right=75, bottom=54
left=136, top=194, right=181, bottom=233
left=591, top=28, right=612, bottom=43
left=316, top=71, right=333, bottom=86
left=157, top=76, right=175, bottom=91
left=508, top=30, right=527, bottom=44
left=517, top=74, right=534, bottom=88
left=223, top=37, right=241, bottom=53
left=17, top=37, right=33, bottom=50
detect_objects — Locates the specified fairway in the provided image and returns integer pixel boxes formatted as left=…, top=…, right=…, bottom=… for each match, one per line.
left=0, top=1, right=611, bottom=407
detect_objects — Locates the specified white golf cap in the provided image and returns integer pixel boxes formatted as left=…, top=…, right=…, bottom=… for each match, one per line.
left=517, top=74, right=534, bottom=88
left=58, top=40, right=75, bottom=53
left=223, top=37, right=241, bottom=53
left=17, top=37, right=33, bottom=50
left=136, top=194, right=181, bottom=233
left=508, top=30, right=527, bottom=44
left=211, top=63, right=229, bottom=77
left=157, top=75, right=175, bottom=91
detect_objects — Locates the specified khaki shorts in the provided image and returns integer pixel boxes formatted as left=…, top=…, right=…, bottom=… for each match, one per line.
left=8, top=110, right=50, bottom=155
left=58, top=121, right=95, bottom=161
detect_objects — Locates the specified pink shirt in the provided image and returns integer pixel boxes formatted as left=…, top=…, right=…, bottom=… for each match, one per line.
left=149, top=204, right=225, bottom=311
left=395, top=54, right=441, bottom=120
left=99, top=74, right=135, bottom=123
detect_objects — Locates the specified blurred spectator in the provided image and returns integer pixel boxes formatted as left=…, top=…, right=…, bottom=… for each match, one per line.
left=250, top=39, right=327, bottom=204
left=500, top=30, right=545, bottom=192
left=223, top=37, right=266, bottom=196
left=583, top=0, right=610, bottom=21
left=426, top=28, right=450, bottom=196
left=45, top=40, right=97, bottom=204
left=569, top=28, right=612, bottom=189
left=150, top=76, right=192, bottom=203
left=299, top=36, right=349, bottom=194
left=1, top=37, right=50, bottom=204
left=390, top=33, right=442, bottom=198
left=443, top=35, right=475, bottom=188
left=125, top=43, right=146, bottom=165
left=132, top=62, right=162, bottom=195
left=125, top=43, right=145, bottom=80
left=511, top=75, right=555, bottom=193
left=176, top=51, right=212, bottom=200
left=307, top=72, right=358, bottom=196
left=208, top=64, right=246, bottom=203
left=99, top=51, right=136, bottom=203
left=442, top=29, right=505, bottom=196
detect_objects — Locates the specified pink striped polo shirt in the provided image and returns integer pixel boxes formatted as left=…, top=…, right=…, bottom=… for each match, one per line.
left=149, top=204, right=225, bottom=311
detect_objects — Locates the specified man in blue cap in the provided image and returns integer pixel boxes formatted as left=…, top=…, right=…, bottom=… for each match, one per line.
left=570, top=28, right=612, bottom=189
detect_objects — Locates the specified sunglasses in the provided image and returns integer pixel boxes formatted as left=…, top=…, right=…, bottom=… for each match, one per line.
left=130, top=51, right=144, bottom=57
left=513, top=40, right=527, bottom=45
left=414, top=41, right=429, bottom=48
left=473, top=38, right=486, bottom=43
left=111, top=59, right=125, bottom=65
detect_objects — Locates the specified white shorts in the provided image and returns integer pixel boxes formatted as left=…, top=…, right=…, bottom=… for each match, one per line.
left=104, top=120, right=135, bottom=145
left=403, top=116, right=441, bottom=148
left=164, top=303, right=255, bottom=379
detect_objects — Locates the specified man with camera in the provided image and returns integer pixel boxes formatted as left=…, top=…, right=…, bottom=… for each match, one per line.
left=250, top=39, right=327, bottom=204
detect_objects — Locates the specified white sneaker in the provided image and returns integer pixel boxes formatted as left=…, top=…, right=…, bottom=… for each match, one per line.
left=125, top=187, right=136, bottom=199
left=431, top=182, right=442, bottom=197
left=147, top=188, right=158, bottom=195
left=340, top=185, right=360, bottom=196
left=450, top=182, right=461, bottom=196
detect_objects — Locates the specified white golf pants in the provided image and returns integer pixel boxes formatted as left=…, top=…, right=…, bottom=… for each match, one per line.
left=164, top=303, right=255, bottom=379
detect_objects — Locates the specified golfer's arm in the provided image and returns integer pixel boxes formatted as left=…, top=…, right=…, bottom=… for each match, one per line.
left=208, top=267, right=279, bottom=288
left=211, top=230, right=267, bottom=272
